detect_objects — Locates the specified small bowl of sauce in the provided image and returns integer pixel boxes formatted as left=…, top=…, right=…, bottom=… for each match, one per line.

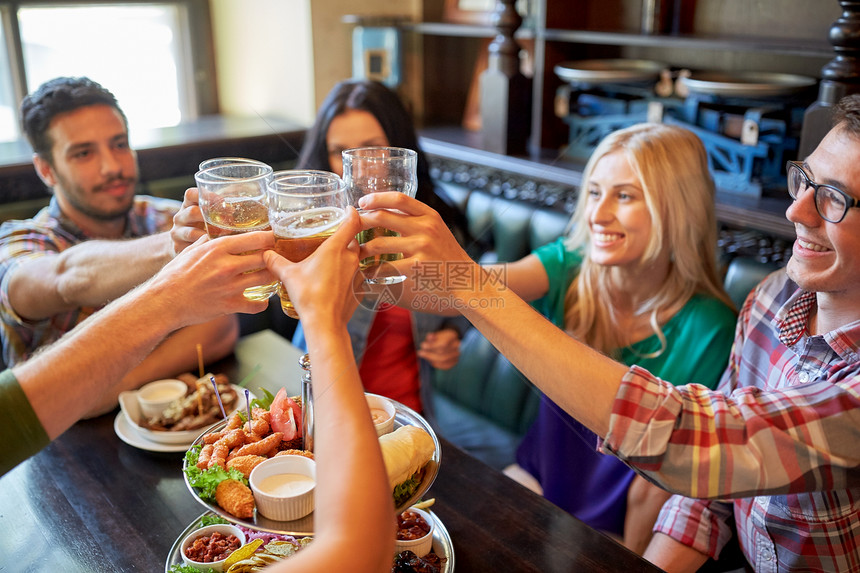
left=249, top=455, right=316, bottom=521
left=366, top=393, right=396, bottom=436
left=137, top=378, right=188, bottom=419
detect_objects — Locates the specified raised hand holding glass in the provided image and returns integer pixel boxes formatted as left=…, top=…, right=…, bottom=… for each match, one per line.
left=267, top=170, right=349, bottom=319
left=342, top=146, right=417, bottom=285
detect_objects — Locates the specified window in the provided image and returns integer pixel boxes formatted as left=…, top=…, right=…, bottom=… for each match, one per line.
left=0, top=22, right=18, bottom=140
left=0, top=1, right=214, bottom=144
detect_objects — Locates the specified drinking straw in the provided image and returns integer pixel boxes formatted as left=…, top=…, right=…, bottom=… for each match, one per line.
left=211, top=375, right=227, bottom=419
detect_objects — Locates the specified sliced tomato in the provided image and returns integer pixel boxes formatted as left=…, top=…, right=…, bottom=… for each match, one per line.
left=270, top=387, right=302, bottom=440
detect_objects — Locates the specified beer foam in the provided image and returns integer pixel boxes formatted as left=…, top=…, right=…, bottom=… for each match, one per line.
left=273, top=206, right=345, bottom=238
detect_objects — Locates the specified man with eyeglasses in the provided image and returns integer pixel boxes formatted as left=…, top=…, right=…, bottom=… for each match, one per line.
left=357, top=93, right=860, bottom=572
left=632, top=97, right=860, bottom=572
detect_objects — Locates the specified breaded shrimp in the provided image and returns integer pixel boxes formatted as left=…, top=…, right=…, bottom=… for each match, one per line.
left=227, top=455, right=267, bottom=479
left=233, top=432, right=283, bottom=458
left=196, top=444, right=214, bottom=469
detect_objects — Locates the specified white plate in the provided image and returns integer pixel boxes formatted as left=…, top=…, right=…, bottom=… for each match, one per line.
left=114, top=411, right=191, bottom=453
left=118, top=384, right=254, bottom=445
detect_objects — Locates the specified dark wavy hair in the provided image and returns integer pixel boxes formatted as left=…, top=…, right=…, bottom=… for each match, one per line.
left=20, top=76, right=127, bottom=164
left=834, top=93, right=860, bottom=137
left=298, top=79, right=469, bottom=244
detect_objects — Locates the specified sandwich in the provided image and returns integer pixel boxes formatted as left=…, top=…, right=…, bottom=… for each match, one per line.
left=379, top=425, right=435, bottom=506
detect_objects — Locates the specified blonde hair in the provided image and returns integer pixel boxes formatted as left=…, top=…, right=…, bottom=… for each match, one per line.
left=563, top=123, right=733, bottom=356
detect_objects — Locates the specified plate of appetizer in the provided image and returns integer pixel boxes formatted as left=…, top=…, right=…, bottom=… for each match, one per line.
left=165, top=509, right=454, bottom=573
left=115, top=372, right=254, bottom=451
left=181, top=389, right=441, bottom=535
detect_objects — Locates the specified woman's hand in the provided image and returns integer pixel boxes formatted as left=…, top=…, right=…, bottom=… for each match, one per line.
left=417, top=328, right=461, bottom=370
left=358, top=193, right=478, bottom=315
left=263, top=208, right=362, bottom=326
left=171, top=187, right=207, bottom=256
left=358, top=192, right=473, bottom=277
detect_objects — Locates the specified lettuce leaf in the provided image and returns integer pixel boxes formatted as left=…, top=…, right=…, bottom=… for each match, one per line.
left=182, top=445, right=247, bottom=502
left=250, top=387, right=276, bottom=411
left=168, top=564, right=215, bottom=573
left=393, top=473, right=421, bottom=506
left=200, top=515, right=230, bottom=527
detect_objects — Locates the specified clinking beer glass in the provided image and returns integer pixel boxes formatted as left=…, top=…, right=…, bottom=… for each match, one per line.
left=342, top=147, right=417, bottom=285
left=267, top=170, right=349, bottom=319
left=194, top=160, right=279, bottom=301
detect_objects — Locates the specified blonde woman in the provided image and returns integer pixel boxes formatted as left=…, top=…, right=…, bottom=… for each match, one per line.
left=499, top=123, right=737, bottom=553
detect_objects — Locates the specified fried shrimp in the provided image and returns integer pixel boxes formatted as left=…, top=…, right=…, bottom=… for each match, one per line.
left=227, top=455, right=267, bottom=479
left=215, top=479, right=255, bottom=519
left=208, top=429, right=246, bottom=469
left=196, top=444, right=214, bottom=469
left=233, top=432, right=284, bottom=458
left=243, top=416, right=270, bottom=437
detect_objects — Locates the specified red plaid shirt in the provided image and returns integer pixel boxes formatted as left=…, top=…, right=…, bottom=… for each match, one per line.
left=602, top=270, right=860, bottom=572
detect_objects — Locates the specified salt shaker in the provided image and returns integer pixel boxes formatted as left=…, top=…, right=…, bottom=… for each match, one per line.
left=299, top=353, right=314, bottom=452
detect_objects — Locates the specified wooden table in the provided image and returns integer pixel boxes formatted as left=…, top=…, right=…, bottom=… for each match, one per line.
left=0, top=330, right=662, bottom=572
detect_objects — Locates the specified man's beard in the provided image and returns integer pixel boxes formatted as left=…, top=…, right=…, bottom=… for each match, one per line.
left=56, top=175, right=137, bottom=222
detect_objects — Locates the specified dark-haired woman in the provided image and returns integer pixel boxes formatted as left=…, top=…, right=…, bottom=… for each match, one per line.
left=292, top=79, right=470, bottom=417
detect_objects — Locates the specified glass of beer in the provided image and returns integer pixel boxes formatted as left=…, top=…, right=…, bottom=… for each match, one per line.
left=342, top=146, right=417, bottom=285
left=194, top=160, right=279, bottom=301
left=267, top=170, right=349, bottom=319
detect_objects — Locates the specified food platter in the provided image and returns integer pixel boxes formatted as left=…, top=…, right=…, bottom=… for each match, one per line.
left=554, top=59, right=665, bottom=85
left=182, top=399, right=441, bottom=535
left=165, top=510, right=455, bottom=573
left=677, top=71, right=817, bottom=97
left=115, top=384, right=254, bottom=450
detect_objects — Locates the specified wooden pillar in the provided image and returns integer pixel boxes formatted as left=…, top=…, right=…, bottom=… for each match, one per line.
left=480, top=0, right=531, bottom=156
left=798, top=0, right=860, bottom=158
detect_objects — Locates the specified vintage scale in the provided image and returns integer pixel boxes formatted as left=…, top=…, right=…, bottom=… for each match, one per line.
left=555, top=59, right=818, bottom=198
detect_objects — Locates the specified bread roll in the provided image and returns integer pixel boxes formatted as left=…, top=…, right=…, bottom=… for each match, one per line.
left=379, top=425, right=434, bottom=488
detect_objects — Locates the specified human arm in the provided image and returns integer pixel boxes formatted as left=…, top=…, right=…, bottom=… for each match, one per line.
left=5, top=230, right=175, bottom=320
left=358, top=192, right=626, bottom=435
left=485, top=254, right=550, bottom=302
left=623, top=475, right=672, bottom=555
left=643, top=495, right=736, bottom=572
left=262, top=208, right=395, bottom=573
left=82, top=313, right=239, bottom=417
left=643, top=533, right=710, bottom=573
left=8, top=231, right=273, bottom=445
left=359, top=193, right=860, bottom=499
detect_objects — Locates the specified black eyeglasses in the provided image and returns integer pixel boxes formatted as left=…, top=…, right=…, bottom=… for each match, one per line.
left=786, top=160, right=860, bottom=224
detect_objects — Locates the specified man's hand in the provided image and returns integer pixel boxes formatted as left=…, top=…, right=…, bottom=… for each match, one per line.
left=171, top=187, right=207, bottom=256
left=151, top=230, right=275, bottom=327
left=417, top=328, right=461, bottom=370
